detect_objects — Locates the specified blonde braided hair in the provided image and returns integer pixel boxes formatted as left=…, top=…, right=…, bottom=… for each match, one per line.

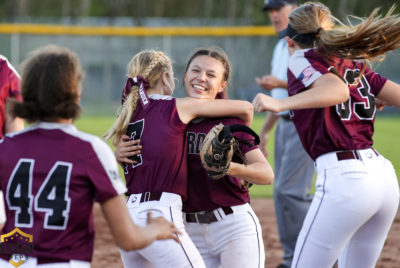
left=104, top=50, right=172, bottom=146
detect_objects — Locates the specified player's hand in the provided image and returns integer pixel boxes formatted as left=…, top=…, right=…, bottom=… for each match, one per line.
left=146, top=212, right=181, bottom=243
left=375, top=97, right=391, bottom=111
left=252, top=93, right=281, bottom=113
left=259, top=133, right=269, bottom=158
left=114, top=135, right=142, bottom=164
left=255, top=75, right=281, bottom=91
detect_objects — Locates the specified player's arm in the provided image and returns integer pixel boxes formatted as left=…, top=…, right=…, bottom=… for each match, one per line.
left=176, top=98, right=253, bottom=126
left=255, top=75, right=288, bottom=91
left=100, top=195, right=180, bottom=250
left=375, top=79, right=400, bottom=109
left=253, top=73, right=349, bottom=113
left=259, top=112, right=280, bottom=157
left=227, top=149, right=274, bottom=185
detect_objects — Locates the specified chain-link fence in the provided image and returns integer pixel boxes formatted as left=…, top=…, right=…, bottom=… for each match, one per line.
left=1, top=22, right=399, bottom=115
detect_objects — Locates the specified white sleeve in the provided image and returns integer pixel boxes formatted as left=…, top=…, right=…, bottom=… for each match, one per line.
left=289, top=49, right=322, bottom=88
left=0, top=190, right=6, bottom=224
left=90, top=137, right=127, bottom=195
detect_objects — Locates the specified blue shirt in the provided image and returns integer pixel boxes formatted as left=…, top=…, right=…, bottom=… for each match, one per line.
left=270, top=38, right=289, bottom=116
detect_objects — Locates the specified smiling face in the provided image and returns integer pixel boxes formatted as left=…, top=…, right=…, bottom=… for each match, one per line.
left=184, top=55, right=227, bottom=100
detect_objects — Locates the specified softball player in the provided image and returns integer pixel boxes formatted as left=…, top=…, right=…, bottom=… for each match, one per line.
left=0, top=45, right=180, bottom=268
left=105, top=50, right=254, bottom=268
left=0, top=55, right=24, bottom=230
left=0, top=55, right=24, bottom=139
left=115, top=47, right=274, bottom=268
left=253, top=2, right=400, bottom=267
left=183, top=47, right=274, bottom=268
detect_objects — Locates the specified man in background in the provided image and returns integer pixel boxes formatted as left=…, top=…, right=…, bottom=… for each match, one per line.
left=255, top=1, right=315, bottom=267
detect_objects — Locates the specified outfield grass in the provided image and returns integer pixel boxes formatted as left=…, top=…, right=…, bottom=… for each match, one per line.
left=74, top=114, right=400, bottom=198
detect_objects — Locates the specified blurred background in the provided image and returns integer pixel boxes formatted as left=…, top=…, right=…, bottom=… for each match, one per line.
left=0, top=0, right=399, bottom=115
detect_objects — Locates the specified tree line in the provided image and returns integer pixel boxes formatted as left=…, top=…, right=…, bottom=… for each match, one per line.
left=0, top=0, right=397, bottom=25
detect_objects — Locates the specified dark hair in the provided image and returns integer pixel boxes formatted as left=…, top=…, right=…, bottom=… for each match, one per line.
left=10, top=45, right=83, bottom=123
left=184, top=46, right=231, bottom=99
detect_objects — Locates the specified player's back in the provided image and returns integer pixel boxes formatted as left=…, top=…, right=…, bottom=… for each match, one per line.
left=123, top=94, right=188, bottom=198
left=0, top=122, right=125, bottom=262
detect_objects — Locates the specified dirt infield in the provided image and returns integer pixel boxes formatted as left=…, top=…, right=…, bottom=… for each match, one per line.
left=92, top=199, right=400, bottom=268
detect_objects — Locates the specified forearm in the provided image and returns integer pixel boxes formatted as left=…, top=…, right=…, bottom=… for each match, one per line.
left=228, top=162, right=273, bottom=185
left=277, top=79, right=288, bottom=89
left=260, top=112, right=280, bottom=135
left=278, top=74, right=348, bottom=112
left=101, top=196, right=156, bottom=250
left=227, top=150, right=274, bottom=185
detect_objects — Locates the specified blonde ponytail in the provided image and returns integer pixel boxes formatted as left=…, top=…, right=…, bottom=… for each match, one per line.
left=104, top=50, right=172, bottom=147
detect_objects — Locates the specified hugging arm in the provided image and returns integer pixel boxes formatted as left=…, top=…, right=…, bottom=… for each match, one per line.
left=375, top=80, right=400, bottom=109
left=227, top=149, right=274, bottom=185
left=176, top=98, right=253, bottom=126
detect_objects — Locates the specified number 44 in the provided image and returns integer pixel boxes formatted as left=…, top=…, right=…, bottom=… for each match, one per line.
left=6, top=159, right=71, bottom=230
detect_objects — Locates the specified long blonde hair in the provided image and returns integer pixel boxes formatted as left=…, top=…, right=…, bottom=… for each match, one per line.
left=104, top=50, right=172, bottom=146
left=289, top=2, right=400, bottom=61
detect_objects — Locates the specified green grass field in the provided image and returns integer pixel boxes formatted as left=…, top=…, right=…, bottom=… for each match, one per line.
left=74, top=114, right=400, bottom=198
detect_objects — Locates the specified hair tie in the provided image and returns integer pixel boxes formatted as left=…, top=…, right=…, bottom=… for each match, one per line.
left=316, top=27, right=323, bottom=34
left=121, top=76, right=150, bottom=108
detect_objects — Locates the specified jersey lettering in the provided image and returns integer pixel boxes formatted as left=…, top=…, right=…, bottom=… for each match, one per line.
left=187, top=132, right=206, bottom=154
left=6, top=159, right=72, bottom=230
left=336, top=69, right=375, bottom=120
left=125, top=119, right=145, bottom=173
left=6, top=159, right=34, bottom=228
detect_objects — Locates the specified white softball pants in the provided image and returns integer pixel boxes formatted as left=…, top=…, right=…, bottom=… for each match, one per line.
left=184, top=203, right=265, bottom=268
left=120, top=192, right=206, bottom=268
left=0, top=258, right=90, bottom=268
left=292, top=148, right=399, bottom=268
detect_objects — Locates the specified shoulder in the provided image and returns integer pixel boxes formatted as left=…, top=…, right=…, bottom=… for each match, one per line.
left=289, top=49, right=328, bottom=88
left=0, top=55, right=20, bottom=78
left=67, top=128, right=114, bottom=158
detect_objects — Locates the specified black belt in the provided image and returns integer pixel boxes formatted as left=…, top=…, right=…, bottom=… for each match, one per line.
left=336, top=149, right=378, bottom=161
left=280, top=114, right=291, bottom=121
left=140, top=192, right=163, bottom=203
left=185, top=207, right=233, bottom=224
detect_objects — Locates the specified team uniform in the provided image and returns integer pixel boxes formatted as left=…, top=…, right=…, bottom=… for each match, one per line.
left=269, top=38, right=315, bottom=268
left=0, top=56, right=21, bottom=226
left=183, top=117, right=265, bottom=268
left=0, top=122, right=127, bottom=267
left=0, top=55, right=21, bottom=139
left=287, top=48, right=400, bottom=268
left=120, top=94, right=205, bottom=268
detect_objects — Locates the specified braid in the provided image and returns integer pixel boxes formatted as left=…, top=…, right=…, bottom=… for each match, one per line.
left=142, top=51, right=163, bottom=79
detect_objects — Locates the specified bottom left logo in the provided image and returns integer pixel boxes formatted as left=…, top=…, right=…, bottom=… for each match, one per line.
left=0, top=228, right=34, bottom=267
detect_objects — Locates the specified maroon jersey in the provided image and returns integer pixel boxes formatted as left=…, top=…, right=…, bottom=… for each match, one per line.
left=0, top=122, right=126, bottom=262
left=287, top=48, right=387, bottom=160
left=124, top=94, right=188, bottom=199
left=183, top=117, right=257, bottom=213
left=0, top=56, right=22, bottom=139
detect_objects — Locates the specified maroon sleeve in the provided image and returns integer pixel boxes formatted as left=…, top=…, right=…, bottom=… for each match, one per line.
left=6, top=59, right=22, bottom=100
left=363, top=65, right=387, bottom=97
